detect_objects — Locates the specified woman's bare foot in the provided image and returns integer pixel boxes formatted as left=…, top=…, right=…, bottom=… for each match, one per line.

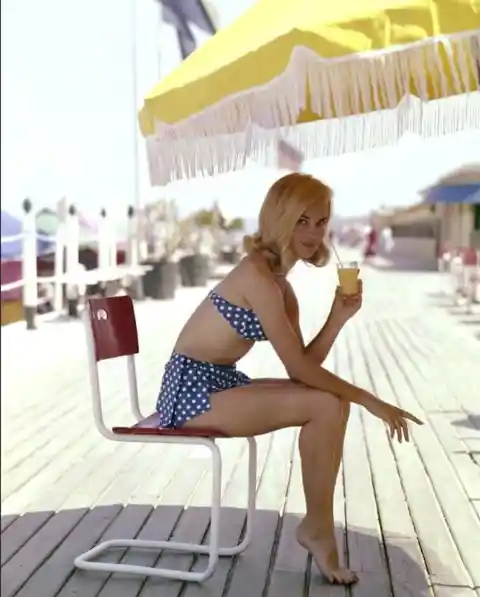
left=296, top=521, right=358, bottom=585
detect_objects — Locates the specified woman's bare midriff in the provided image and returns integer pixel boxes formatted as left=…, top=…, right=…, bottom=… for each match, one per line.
left=173, top=297, right=255, bottom=366
left=173, top=256, right=285, bottom=366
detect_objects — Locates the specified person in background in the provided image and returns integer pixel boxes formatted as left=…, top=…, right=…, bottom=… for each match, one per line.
left=363, top=222, right=379, bottom=262
left=381, top=225, right=394, bottom=254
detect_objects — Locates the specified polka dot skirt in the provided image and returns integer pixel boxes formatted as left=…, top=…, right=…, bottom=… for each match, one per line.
left=156, top=352, right=252, bottom=428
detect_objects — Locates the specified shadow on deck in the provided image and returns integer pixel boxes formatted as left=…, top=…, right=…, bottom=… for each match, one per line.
left=1, top=504, right=433, bottom=597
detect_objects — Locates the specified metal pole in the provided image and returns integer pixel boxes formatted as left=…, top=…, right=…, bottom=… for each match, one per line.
left=22, top=198, right=37, bottom=330
left=156, top=0, right=163, bottom=79
left=131, top=0, right=140, bottom=214
left=66, top=204, right=79, bottom=317
left=127, top=205, right=144, bottom=300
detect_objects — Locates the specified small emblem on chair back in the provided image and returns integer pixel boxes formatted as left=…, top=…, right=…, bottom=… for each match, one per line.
left=87, top=296, right=139, bottom=361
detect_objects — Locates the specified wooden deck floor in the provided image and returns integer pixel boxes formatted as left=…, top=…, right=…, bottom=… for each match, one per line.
left=1, top=261, right=479, bottom=597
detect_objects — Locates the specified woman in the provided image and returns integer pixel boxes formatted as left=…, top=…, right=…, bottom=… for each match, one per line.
left=156, top=173, right=422, bottom=585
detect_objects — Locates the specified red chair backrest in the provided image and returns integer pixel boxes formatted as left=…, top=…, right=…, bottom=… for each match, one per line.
left=87, top=296, right=139, bottom=362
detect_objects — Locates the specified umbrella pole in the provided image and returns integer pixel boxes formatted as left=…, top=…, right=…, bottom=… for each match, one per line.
left=130, top=0, right=142, bottom=269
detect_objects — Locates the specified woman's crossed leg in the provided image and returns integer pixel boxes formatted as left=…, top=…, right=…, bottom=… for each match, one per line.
left=183, top=378, right=357, bottom=584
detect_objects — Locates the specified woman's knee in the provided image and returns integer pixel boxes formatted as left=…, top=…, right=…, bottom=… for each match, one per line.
left=309, top=391, right=349, bottom=424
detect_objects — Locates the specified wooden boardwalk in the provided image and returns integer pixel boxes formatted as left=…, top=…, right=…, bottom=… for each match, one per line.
left=1, top=261, right=479, bottom=597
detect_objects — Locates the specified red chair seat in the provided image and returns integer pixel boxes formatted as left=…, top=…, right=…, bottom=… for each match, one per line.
left=112, top=412, right=228, bottom=438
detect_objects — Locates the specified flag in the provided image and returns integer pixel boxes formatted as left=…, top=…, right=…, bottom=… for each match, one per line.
left=276, top=139, right=304, bottom=171
left=155, top=0, right=216, bottom=60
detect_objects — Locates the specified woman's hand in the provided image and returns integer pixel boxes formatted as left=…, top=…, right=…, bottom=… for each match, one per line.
left=363, top=395, right=424, bottom=442
left=329, top=280, right=363, bottom=324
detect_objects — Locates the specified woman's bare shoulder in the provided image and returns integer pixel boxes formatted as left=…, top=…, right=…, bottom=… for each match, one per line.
left=236, top=253, right=275, bottom=284
left=217, top=254, right=279, bottom=305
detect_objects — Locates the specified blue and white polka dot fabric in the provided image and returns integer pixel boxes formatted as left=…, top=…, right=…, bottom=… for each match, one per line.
left=156, top=352, right=252, bottom=428
left=208, top=290, right=267, bottom=341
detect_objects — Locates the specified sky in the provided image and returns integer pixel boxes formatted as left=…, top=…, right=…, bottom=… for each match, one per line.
left=1, top=0, right=479, bottom=224
left=0, top=0, right=254, bottom=220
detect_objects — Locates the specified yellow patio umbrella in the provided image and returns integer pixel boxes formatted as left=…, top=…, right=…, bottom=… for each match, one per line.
left=139, top=0, right=480, bottom=184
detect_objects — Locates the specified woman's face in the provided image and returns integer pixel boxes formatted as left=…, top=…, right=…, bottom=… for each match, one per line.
left=291, top=203, right=330, bottom=260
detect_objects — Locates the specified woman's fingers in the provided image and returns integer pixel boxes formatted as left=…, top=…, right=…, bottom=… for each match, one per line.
left=402, top=410, right=424, bottom=425
left=385, top=406, right=423, bottom=443
left=388, top=414, right=410, bottom=443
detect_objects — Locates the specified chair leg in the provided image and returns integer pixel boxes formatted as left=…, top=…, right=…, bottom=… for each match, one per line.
left=74, top=440, right=223, bottom=583
left=218, top=437, right=257, bottom=556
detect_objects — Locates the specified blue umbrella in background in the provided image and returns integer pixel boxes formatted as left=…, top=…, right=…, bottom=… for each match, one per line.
left=1, top=211, right=55, bottom=261
left=424, top=183, right=480, bottom=204
left=422, top=164, right=480, bottom=205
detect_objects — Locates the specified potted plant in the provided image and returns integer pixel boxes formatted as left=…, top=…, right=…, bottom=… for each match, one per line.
left=221, top=217, right=245, bottom=264
left=178, top=215, right=210, bottom=287
left=140, top=199, right=180, bottom=300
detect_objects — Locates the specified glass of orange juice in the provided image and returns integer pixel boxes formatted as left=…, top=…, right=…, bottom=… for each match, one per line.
left=337, top=261, right=359, bottom=295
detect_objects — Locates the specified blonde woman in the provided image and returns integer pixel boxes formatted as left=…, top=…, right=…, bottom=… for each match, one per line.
left=156, top=173, right=422, bottom=585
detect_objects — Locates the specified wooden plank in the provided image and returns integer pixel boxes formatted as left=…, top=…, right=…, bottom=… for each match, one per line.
left=89, top=505, right=183, bottom=597
left=427, top=414, right=480, bottom=501
left=0, top=515, right=18, bottom=534
left=224, top=428, right=296, bottom=597
left=26, top=442, right=115, bottom=513
left=95, top=444, right=168, bottom=507
left=473, top=500, right=480, bottom=521
left=388, top=318, right=455, bottom=413
left=55, top=504, right=153, bottom=597
left=337, top=329, right=393, bottom=597
left=350, top=323, right=433, bottom=597
left=0, top=381, right=130, bottom=503
left=0, top=508, right=88, bottom=597
left=266, top=430, right=309, bottom=597
left=1, top=424, right=118, bottom=514
left=2, top=389, right=89, bottom=472
left=60, top=443, right=142, bottom=510
left=395, top=318, right=480, bottom=413
left=463, top=438, right=480, bottom=452
left=433, top=588, right=479, bottom=597
left=13, top=505, right=123, bottom=597
left=366, top=319, right=478, bottom=589
left=448, top=417, right=480, bottom=440
left=378, top=319, right=480, bottom=585
left=1, top=511, right=53, bottom=567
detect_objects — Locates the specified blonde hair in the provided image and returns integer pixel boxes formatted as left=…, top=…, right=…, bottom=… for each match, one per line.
left=244, top=172, right=332, bottom=272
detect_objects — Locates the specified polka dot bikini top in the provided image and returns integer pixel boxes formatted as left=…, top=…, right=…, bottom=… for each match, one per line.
left=208, top=290, right=268, bottom=342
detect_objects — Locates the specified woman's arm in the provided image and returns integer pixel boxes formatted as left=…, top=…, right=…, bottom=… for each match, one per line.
left=284, top=283, right=343, bottom=364
left=245, top=264, right=371, bottom=405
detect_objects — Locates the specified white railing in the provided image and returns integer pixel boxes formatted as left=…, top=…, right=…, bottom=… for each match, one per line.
left=1, top=202, right=144, bottom=328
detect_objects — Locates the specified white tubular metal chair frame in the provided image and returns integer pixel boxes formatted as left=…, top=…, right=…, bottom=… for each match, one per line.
left=74, top=299, right=257, bottom=582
